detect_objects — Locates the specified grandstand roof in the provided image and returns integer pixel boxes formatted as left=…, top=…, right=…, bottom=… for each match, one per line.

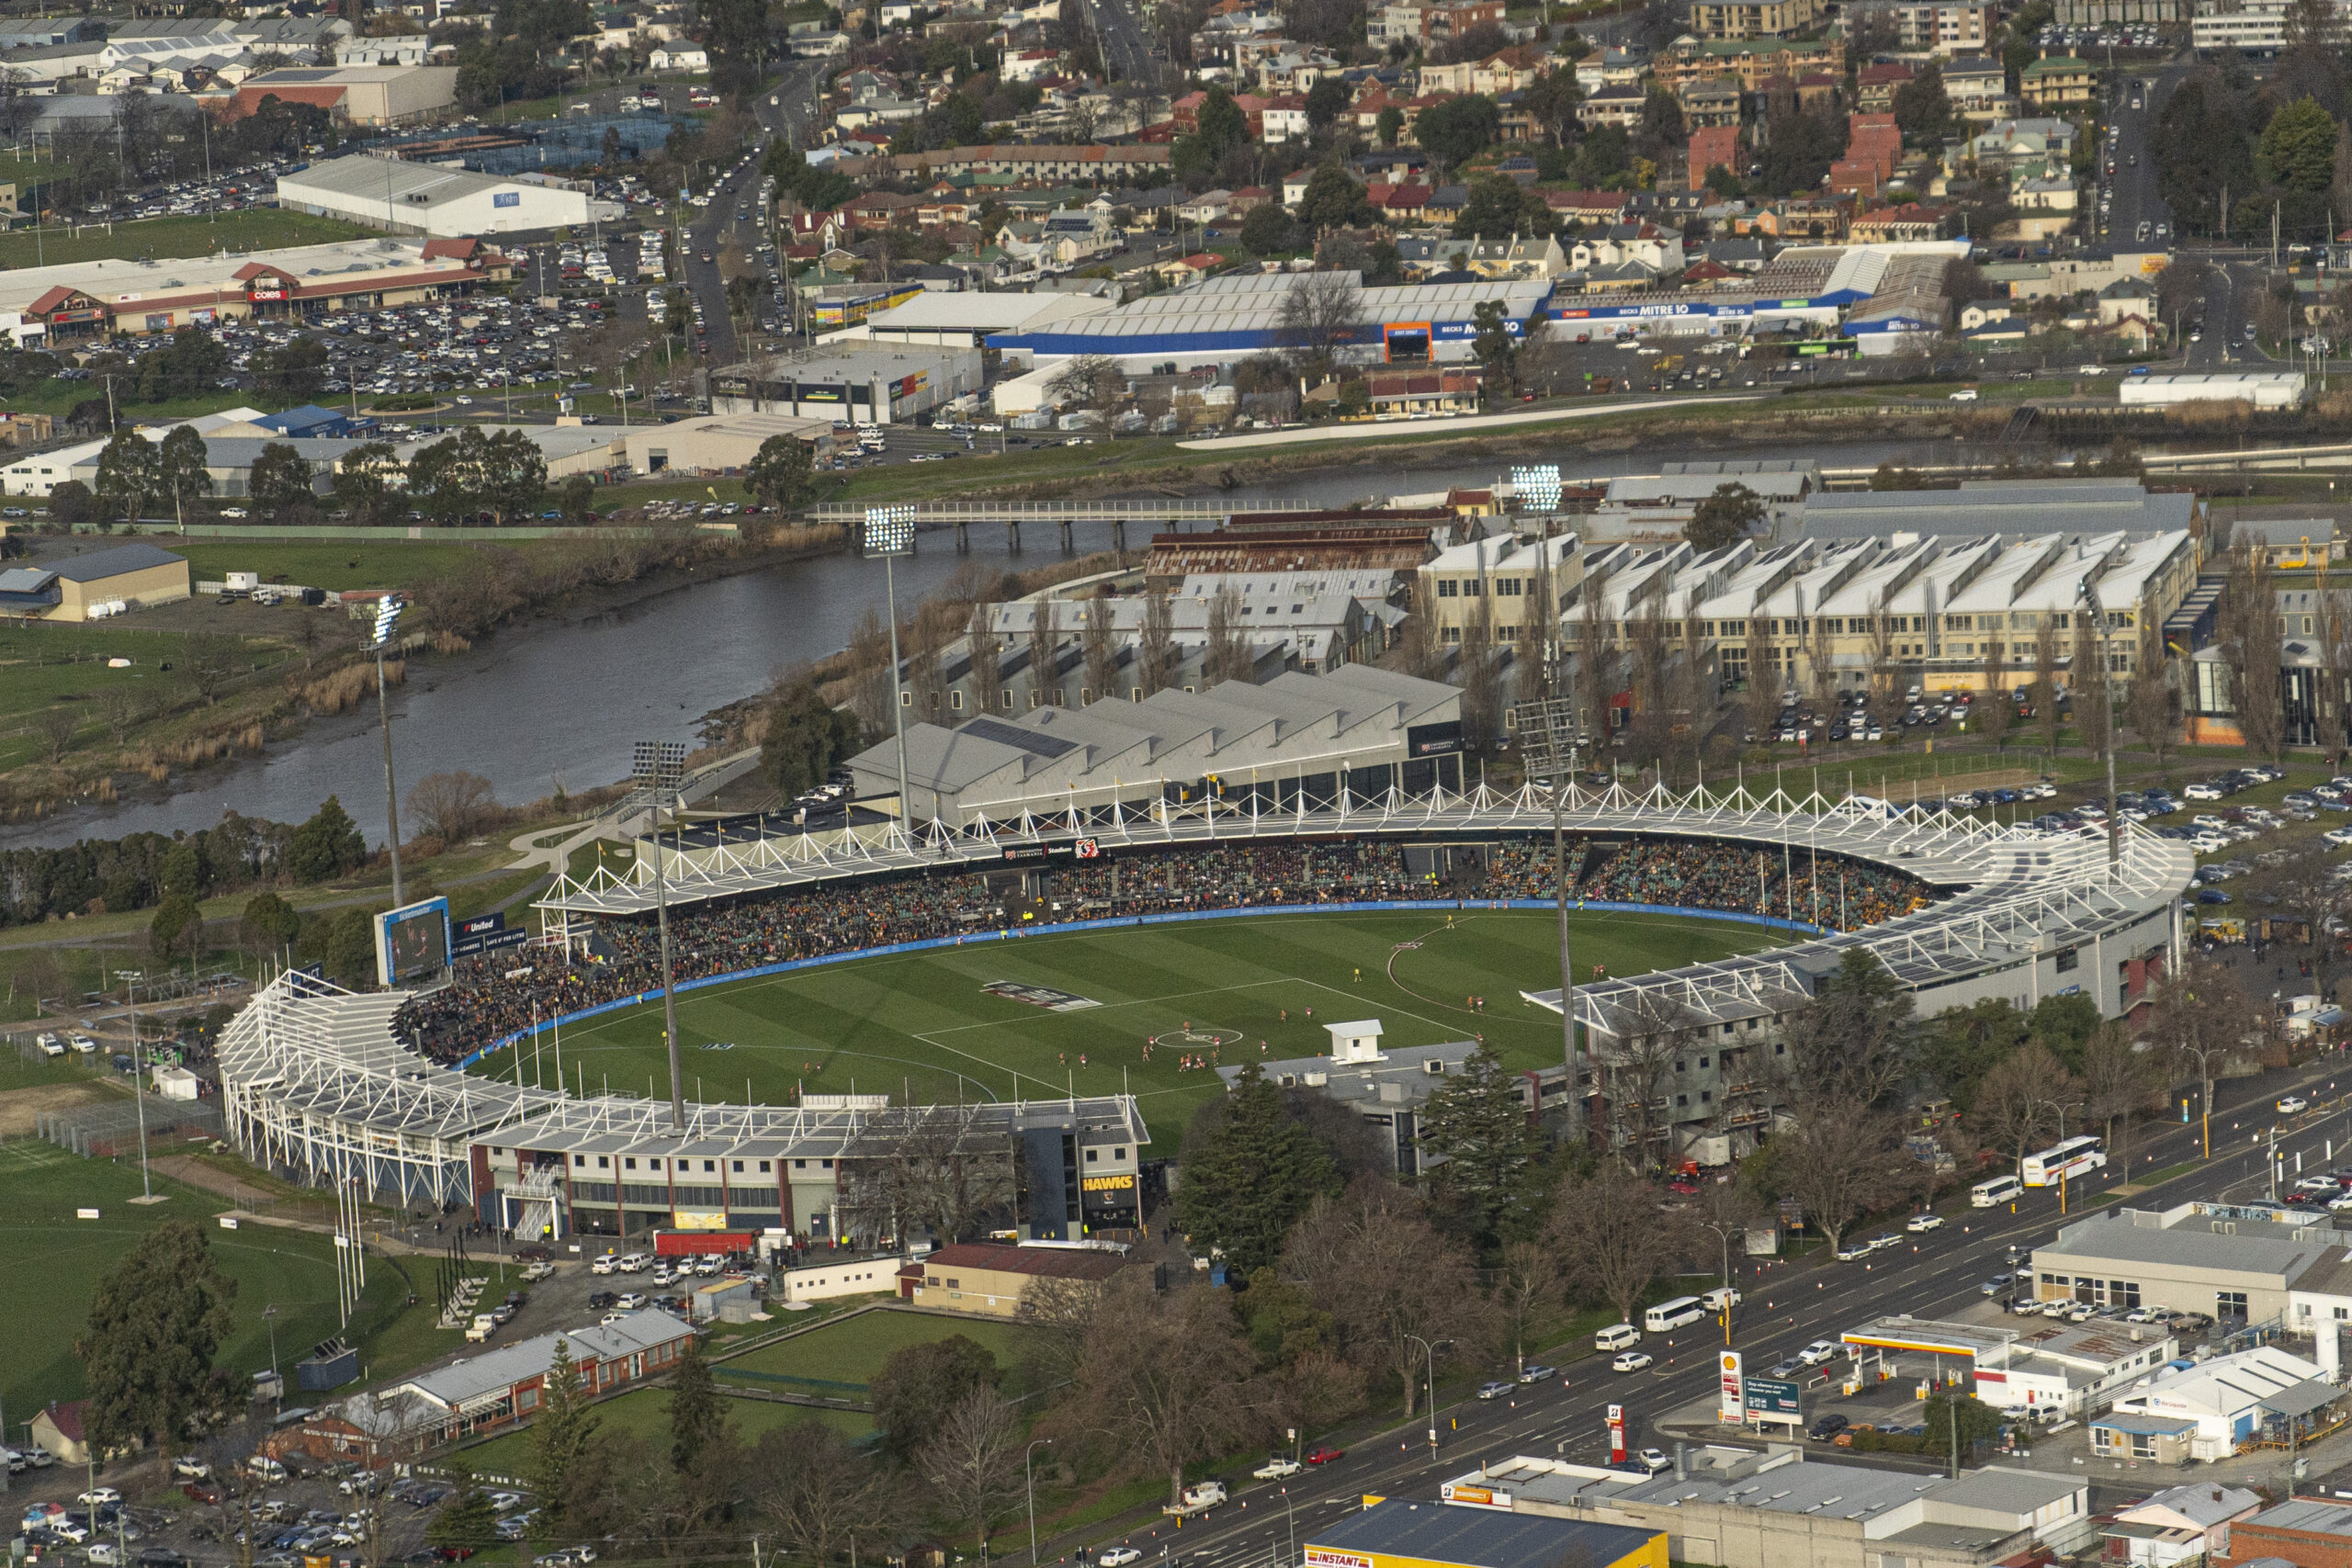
left=842, top=664, right=1463, bottom=820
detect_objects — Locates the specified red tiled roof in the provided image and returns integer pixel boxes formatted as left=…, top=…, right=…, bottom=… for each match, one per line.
left=922, top=1243, right=1127, bottom=1280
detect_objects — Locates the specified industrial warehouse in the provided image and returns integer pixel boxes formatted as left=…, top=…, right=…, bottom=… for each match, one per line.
left=277, top=153, right=624, bottom=237
left=989, top=270, right=1555, bottom=370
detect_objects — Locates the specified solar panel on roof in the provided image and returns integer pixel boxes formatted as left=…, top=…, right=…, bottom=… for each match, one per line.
left=960, top=716, right=1080, bottom=759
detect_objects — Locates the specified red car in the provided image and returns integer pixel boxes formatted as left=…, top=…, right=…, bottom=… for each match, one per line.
left=1306, top=1447, right=1346, bottom=1465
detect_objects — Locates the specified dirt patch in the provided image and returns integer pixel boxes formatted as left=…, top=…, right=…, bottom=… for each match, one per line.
left=148, top=1153, right=277, bottom=1206
left=0, top=1079, right=116, bottom=1138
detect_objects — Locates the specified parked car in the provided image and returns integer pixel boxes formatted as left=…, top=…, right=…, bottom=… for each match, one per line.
left=1808, top=1414, right=1849, bottom=1441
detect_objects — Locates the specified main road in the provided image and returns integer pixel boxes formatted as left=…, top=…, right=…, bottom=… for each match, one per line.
left=1055, top=1051, right=2352, bottom=1568
left=675, top=58, right=834, bottom=367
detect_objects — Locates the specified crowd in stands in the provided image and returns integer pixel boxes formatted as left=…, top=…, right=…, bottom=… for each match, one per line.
left=1482, top=840, right=1930, bottom=931
left=398, top=836, right=1935, bottom=1063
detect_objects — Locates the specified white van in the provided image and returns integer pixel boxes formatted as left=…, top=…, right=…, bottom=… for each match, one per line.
left=1702, top=1286, right=1742, bottom=1312
left=1644, top=1297, right=1707, bottom=1334
left=590, top=1253, right=619, bottom=1275
left=1972, top=1174, right=2024, bottom=1208
left=617, top=1252, right=651, bottom=1272
left=244, top=1456, right=288, bottom=1483
left=1595, top=1323, right=1641, bottom=1353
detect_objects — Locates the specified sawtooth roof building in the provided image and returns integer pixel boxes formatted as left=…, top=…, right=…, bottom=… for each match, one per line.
left=843, top=664, right=1464, bottom=824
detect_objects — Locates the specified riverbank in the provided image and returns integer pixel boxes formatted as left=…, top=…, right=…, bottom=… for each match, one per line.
left=0, top=524, right=850, bottom=830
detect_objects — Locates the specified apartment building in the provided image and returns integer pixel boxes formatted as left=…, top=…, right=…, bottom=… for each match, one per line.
left=1417, top=532, right=1584, bottom=648
left=1688, top=0, right=1821, bottom=37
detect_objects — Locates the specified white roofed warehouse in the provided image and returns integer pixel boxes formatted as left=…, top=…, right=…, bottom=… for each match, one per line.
left=989, top=270, right=1555, bottom=370
left=2117, top=369, right=2309, bottom=409
left=277, top=153, right=623, bottom=237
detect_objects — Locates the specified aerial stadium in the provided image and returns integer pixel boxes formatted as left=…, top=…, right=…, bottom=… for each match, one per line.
left=213, top=667, right=2192, bottom=1256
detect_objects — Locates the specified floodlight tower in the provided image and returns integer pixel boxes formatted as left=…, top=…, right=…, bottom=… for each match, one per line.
left=628, top=740, right=690, bottom=1130
left=1511, top=694, right=1582, bottom=1142
left=865, top=504, right=918, bottom=832
left=2075, top=575, right=2121, bottom=881
left=372, top=596, right=407, bottom=907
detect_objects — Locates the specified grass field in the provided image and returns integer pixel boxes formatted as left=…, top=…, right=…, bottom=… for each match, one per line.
left=175, top=540, right=540, bottom=594
left=457, top=1385, right=869, bottom=1477
left=716, top=1307, right=1035, bottom=1395
left=0, top=209, right=373, bottom=273
left=0, top=620, right=296, bottom=769
left=473, top=909, right=1793, bottom=1145
left=0, top=1137, right=434, bottom=1421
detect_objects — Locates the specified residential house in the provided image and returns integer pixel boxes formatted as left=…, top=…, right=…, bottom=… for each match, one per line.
left=1368, top=0, right=1505, bottom=44
left=1569, top=223, right=1686, bottom=272
left=1544, top=188, right=1632, bottom=226
left=1362, top=366, right=1484, bottom=414
left=1154, top=252, right=1227, bottom=285
left=1424, top=184, right=1470, bottom=225
left=1368, top=181, right=1434, bottom=220
left=648, top=43, right=707, bottom=70
left=1466, top=232, right=1566, bottom=278
left=1941, top=54, right=2010, bottom=113
left=844, top=191, right=921, bottom=230
left=1969, top=116, right=2077, bottom=173
left=2102, top=1485, right=2261, bottom=1568
left=1679, top=75, right=1744, bottom=126
left=1578, top=85, right=1647, bottom=127
left=1851, top=203, right=1948, bottom=241
left=1176, top=188, right=1233, bottom=222
left=1856, top=60, right=1913, bottom=111
left=1262, top=92, right=1310, bottom=141
left=2019, top=53, right=2095, bottom=107
left=1575, top=46, right=1650, bottom=91
left=1171, top=87, right=1272, bottom=136
left=1001, top=46, right=1063, bottom=79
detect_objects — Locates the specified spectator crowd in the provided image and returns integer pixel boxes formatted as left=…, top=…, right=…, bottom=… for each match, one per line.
left=399, top=835, right=1935, bottom=1063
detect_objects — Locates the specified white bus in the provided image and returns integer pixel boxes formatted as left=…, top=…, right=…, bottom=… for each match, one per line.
left=2021, top=1135, right=2106, bottom=1187
left=1644, top=1296, right=1708, bottom=1334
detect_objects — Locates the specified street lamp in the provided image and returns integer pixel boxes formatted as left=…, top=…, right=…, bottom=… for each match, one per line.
left=2074, top=576, right=2120, bottom=881
left=1025, top=1438, right=1052, bottom=1565
left=865, top=504, right=918, bottom=834
left=371, top=596, right=407, bottom=906
left=1405, top=1334, right=1451, bottom=1453
left=1512, top=694, right=1582, bottom=1142
left=626, top=739, right=689, bottom=1130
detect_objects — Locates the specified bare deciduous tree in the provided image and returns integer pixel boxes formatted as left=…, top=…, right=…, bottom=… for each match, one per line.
left=2033, top=615, right=2063, bottom=759
left=1082, top=593, right=1119, bottom=705
left=1028, top=599, right=1062, bottom=708
left=1544, top=1162, right=1694, bottom=1325
left=1493, top=1239, right=1566, bottom=1377
left=1046, top=353, right=1124, bottom=413
left=1771, top=1100, right=1908, bottom=1254
left=1283, top=1188, right=1494, bottom=1417
left=917, top=1390, right=1023, bottom=1560
left=1459, top=591, right=1503, bottom=754
left=969, top=601, right=1004, bottom=716
left=839, top=1104, right=1017, bottom=1246
left=1978, top=638, right=2014, bottom=753
left=1204, top=583, right=1250, bottom=685
left=1069, top=1274, right=1255, bottom=1508
left=2222, top=544, right=2286, bottom=760
left=753, top=1418, right=902, bottom=1567
left=2129, top=611, right=2175, bottom=775
left=404, top=771, right=500, bottom=842
left=1971, top=1043, right=2081, bottom=1178
left=1277, top=270, right=1363, bottom=382
left=1139, top=590, right=1176, bottom=696
left=849, top=604, right=893, bottom=734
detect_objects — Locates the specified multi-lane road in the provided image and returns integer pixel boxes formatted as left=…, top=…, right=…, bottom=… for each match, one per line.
left=1081, top=0, right=1162, bottom=88
left=1049, top=1051, right=2352, bottom=1568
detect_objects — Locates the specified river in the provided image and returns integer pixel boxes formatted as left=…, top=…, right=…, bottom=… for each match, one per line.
left=0, top=429, right=2040, bottom=852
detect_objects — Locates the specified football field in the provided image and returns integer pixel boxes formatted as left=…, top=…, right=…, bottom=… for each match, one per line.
left=474, top=908, right=1792, bottom=1145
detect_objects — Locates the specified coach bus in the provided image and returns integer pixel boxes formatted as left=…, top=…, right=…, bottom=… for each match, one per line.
left=2021, top=1134, right=2106, bottom=1187
left=1644, top=1296, right=1708, bottom=1333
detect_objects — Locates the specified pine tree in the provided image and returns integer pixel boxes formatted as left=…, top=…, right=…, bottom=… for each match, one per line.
left=1416, top=1043, right=1538, bottom=1246
left=429, top=1462, right=496, bottom=1551
left=288, top=795, right=367, bottom=885
left=529, top=1337, right=600, bottom=1540
left=75, top=1220, right=238, bottom=1457
left=669, top=1335, right=726, bottom=1475
left=1173, top=1062, right=1340, bottom=1276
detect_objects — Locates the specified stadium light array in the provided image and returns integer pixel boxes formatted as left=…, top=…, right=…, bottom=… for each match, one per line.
left=1510, top=464, right=1564, bottom=514
left=372, top=594, right=405, bottom=649
left=864, top=503, right=918, bottom=558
